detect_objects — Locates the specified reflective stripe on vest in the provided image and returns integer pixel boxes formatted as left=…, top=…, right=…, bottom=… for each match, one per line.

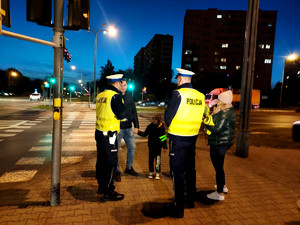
left=96, top=90, right=120, bottom=132
left=168, top=88, right=205, bottom=136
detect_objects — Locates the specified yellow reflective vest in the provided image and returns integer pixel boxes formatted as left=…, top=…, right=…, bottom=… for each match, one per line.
left=168, top=88, right=206, bottom=136
left=96, top=90, right=120, bottom=132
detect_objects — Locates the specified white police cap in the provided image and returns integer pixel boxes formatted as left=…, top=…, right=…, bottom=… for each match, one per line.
left=175, top=68, right=195, bottom=78
left=106, top=74, right=123, bottom=82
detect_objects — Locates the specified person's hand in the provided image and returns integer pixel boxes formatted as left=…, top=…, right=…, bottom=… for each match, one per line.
left=133, top=128, right=139, bottom=134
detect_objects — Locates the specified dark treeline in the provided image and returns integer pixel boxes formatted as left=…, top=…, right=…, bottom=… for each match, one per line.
left=0, top=68, right=45, bottom=95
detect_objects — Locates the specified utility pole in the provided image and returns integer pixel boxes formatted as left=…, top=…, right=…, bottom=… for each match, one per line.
left=50, top=0, right=64, bottom=206
left=235, top=0, right=259, bottom=158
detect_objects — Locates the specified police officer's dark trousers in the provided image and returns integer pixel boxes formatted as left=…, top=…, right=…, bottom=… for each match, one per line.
left=169, top=135, right=198, bottom=209
left=95, top=130, right=118, bottom=194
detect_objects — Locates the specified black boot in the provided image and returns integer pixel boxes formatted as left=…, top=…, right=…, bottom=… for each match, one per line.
left=102, top=191, right=125, bottom=202
left=163, top=202, right=184, bottom=218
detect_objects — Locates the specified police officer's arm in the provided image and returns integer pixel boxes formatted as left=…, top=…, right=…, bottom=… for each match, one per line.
left=164, top=90, right=181, bottom=127
left=111, top=94, right=126, bottom=119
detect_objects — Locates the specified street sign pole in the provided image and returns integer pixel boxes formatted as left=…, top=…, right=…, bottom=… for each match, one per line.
left=235, top=0, right=259, bottom=158
left=50, top=0, right=64, bottom=206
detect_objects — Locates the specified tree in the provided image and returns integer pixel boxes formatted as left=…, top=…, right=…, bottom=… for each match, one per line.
left=97, top=60, right=115, bottom=92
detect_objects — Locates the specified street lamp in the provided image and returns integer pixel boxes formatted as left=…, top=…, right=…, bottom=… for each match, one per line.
left=279, top=53, right=298, bottom=106
left=88, top=24, right=118, bottom=103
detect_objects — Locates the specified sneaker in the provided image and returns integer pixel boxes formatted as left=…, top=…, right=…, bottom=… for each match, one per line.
left=102, top=191, right=124, bottom=202
left=214, top=185, right=228, bottom=193
left=113, top=171, right=121, bottom=182
left=155, top=173, right=160, bottom=180
left=207, top=191, right=225, bottom=201
left=124, top=167, right=139, bottom=176
left=148, top=172, right=154, bottom=179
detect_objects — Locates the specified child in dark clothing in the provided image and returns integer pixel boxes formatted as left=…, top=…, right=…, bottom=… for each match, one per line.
left=138, top=114, right=168, bottom=179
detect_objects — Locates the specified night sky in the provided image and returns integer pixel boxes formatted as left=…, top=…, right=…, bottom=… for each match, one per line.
left=0, top=0, right=299, bottom=91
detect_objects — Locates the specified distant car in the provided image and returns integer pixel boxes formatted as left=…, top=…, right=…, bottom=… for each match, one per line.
left=158, top=101, right=166, bottom=107
left=137, top=100, right=159, bottom=107
left=30, top=93, right=43, bottom=101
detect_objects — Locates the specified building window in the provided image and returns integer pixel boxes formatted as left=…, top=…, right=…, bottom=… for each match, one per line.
left=221, top=58, right=226, bottom=62
left=185, top=64, right=191, bottom=68
left=222, top=43, right=228, bottom=48
left=185, top=50, right=192, bottom=55
left=193, top=57, right=198, bottom=62
left=220, top=66, right=227, bottom=70
left=266, top=44, right=271, bottom=49
left=236, top=65, right=241, bottom=70
left=214, top=51, right=219, bottom=55
left=264, top=59, right=272, bottom=64
left=259, top=44, right=265, bottom=49
left=217, top=15, right=222, bottom=19
left=268, top=24, right=273, bottom=27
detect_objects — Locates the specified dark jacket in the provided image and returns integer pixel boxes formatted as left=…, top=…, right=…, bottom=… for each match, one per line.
left=206, top=107, right=236, bottom=146
left=120, top=93, right=139, bottom=129
left=138, top=121, right=168, bottom=149
left=108, top=85, right=126, bottom=120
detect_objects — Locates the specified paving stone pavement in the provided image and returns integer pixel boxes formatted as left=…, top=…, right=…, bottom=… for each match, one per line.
left=0, top=103, right=299, bottom=225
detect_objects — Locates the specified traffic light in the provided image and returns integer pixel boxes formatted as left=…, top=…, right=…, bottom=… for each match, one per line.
left=1, top=0, right=11, bottom=27
left=50, top=78, right=56, bottom=84
left=70, top=86, right=75, bottom=91
left=44, top=82, right=49, bottom=88
left=66, top=0, right=90, bottom=30
left=27, top=0, right=52, bottom=26
left=128, top=83, right=134, bottom=90
left=142, top=87, right=147, bottom=93
left=63, top=48, right=72, bottom=63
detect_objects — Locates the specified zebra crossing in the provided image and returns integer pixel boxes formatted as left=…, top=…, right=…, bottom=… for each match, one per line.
left=0, top=111, right=154, bottom=183
left=0, top=117, right=50, bottom=141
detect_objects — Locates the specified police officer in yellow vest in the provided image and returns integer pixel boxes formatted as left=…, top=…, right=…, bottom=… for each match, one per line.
left=164, top=68, right=209, bottom=218
left=95, top=74, right=126, bottom=202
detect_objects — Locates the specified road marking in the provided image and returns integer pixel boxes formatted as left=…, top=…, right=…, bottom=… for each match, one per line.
left=25, top=123, right=38, bottom=126
left=4, top=129, right=24, bottom=133
left=11, top=126, right=32, bottom=129
left=0, top=170, right=38, bottom=183
left=0, top=133, right=17, bottom=137
left=63, top=146, right=95, bottom=151
left=29, top=146, right=51, bottom=151
left=0, top=120, right=28, bottom=129
left=16, top=157, right=46, bottom=165
left=61, top=156, right=83, bottom=164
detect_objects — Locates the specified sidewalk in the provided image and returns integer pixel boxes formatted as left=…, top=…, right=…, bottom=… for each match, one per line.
left=0, top=104, right=299, bottom=225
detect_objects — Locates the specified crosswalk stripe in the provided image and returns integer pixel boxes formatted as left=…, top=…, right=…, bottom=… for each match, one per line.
left=16, top=157, right=46, bottom=165
left=62, top=146, right=95, bottom=151
left=4, top=129, right=24, bottom=133
left=0, top=170, right=38, bottom=183
left=29, top=146, right=51, bottom=151
left=0, top=133, right=17, bottom=137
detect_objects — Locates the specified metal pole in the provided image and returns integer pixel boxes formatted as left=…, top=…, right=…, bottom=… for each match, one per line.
left=93, top=32, right=97, bottom=104
left=279, top=64, right=285, bottom=107
left=235, top=0, right=259, bottom=158
left=50, top=0, right=64, bottom=206
left=70, top=90, right=71, bottom=104
left=49, top=82, right=52, bottom=108
left=88, top=82, right=91, bottom=107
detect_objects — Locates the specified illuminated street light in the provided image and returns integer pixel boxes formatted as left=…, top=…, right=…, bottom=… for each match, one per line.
left=279, top=53, right=298, bottom=106
left=88, top=24, right=118, bottom=103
